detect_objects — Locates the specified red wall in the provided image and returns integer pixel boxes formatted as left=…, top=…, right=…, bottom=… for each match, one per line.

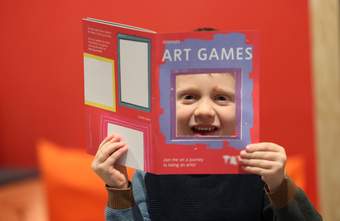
left=0, top=0, right=318, bottom=205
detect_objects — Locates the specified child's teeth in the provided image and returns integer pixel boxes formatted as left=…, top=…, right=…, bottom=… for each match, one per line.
left=195, top=127, right=215, bottom=132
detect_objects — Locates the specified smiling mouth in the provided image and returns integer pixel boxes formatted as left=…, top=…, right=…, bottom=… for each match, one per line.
left=191, top=125, right=219, bottom=135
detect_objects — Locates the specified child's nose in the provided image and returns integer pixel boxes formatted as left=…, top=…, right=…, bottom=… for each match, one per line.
left=194, top=99, right=215, bottom=122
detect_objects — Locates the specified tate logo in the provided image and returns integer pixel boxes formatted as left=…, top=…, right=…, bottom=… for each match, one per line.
left=222, top=155, right=239, bottom=165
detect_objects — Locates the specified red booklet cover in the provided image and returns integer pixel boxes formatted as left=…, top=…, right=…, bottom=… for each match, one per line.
left=82, top=17, right=259, bottom=174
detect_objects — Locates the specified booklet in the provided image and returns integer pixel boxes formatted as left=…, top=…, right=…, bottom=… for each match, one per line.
left=83, top=17, right=259, bottom=174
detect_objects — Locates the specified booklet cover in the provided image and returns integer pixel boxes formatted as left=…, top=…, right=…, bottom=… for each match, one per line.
left=83, top=17, right=259, bottom=174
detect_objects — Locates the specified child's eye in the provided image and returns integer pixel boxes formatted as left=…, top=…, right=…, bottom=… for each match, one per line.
left=214, top=95, right=233, bottom=105
left=183, top=95, right=195, bottom=100
left=216, top=95, right=227, bottom=101
left=181, top=94, right=198, bottom=104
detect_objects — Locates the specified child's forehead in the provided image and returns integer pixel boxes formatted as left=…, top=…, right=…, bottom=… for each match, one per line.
left=176, top=72, right=234, bottom=82
left=176, top=73, right=235, bottom=91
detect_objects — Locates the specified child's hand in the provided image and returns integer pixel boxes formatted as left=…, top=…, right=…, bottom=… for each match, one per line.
left=91, top=134, right=129, bottom=189
left=239, top=142, right=287, bottom=192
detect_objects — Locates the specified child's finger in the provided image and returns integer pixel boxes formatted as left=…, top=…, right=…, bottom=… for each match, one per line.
left=104, top=145, right=128, bottom=167
left=240, top=166, right=266, bottom=176
left=240, top=150, right=282, bottom=162
left=239, top=158, right=273, bottom=169
left=245, top=143, right=285, bottom=153
left=99, top=133, right=123, bottom=149
left=98, top=134, right=116, bottom=149
left=97, top=141, right=126, bottom=163
left=97, top=134, right=123, bottom=159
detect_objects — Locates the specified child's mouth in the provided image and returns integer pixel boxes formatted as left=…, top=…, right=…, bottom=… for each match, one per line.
left=191, top=125, right=218, bottom=136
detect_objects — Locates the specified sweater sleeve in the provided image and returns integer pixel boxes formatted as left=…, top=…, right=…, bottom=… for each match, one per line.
left=105, top=170, right=151, bottom=221
left=264, top=177, right=322, bottom=221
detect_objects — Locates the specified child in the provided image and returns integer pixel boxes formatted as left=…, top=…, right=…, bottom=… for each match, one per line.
left=176, top=72, right=236, bottom=137
left=92, top=26, right=322, bottom=221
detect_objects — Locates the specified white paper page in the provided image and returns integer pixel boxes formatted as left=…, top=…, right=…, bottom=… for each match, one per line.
left=107, top=122, right=144, bottom=170
left=84, top=55, right=115, bottom=111
left=119, top=39, right=149, bottom=109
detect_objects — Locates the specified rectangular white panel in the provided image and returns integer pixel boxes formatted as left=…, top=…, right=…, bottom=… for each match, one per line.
left=107, top=122, right=144, bottom=170
left=119, top=38, right=149, bottom=109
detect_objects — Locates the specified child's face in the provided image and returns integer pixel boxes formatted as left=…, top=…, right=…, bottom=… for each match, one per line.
left=176, top=73, right=236, bottom=137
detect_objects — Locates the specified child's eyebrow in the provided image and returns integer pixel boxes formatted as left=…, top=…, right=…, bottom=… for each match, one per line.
left=176, top=85, right=200, bottom=94
left=176, top=86, right=201, bottom=98
left=212, top=86, right=235, bottom=95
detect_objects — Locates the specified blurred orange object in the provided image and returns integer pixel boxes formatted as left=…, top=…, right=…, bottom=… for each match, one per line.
left=36, top=139, right=135, bottom=221
left=286, top=155, right=306, bottom=190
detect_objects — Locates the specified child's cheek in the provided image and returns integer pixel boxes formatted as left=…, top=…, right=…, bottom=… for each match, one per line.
left=219, top=106, right=236, bottom=131
left=176, top=105, right=194, bottom=122
left=176, top=105, right=195, bottom=135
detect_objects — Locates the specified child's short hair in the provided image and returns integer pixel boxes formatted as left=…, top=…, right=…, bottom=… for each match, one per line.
left=194, top=27, right=218, bottom=32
